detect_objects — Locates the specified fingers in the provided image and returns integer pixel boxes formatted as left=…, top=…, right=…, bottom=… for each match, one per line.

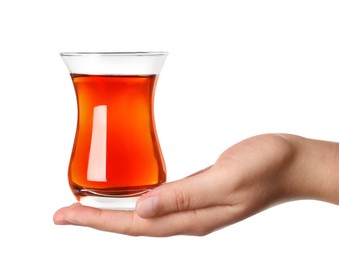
left=136, top=166, right=229, bottom=218
left=54, top=203, right=136, bottom=234
left=54, top=203, right=244, bottom=236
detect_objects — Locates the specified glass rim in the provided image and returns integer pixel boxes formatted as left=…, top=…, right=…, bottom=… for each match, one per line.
left=60, top=51, right=168, bottom=57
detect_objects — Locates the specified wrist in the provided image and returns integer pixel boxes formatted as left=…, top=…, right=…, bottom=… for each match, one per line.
left=280, top=134, right=339, bottom=205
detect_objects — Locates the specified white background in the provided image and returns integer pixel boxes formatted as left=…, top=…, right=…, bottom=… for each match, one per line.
left=1, top=0, right=339, bottom=259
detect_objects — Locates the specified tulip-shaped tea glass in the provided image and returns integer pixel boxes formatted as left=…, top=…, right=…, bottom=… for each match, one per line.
left=61, top=52, right=167, bottom=209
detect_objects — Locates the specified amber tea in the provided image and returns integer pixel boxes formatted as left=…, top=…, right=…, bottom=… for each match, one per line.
left=69, top=74, right=166, bottom=197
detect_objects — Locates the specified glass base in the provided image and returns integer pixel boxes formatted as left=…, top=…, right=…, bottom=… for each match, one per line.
left=80, top=196, right=140, bottom=210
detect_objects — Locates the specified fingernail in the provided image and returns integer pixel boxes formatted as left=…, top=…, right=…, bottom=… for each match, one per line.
left=136, top=196, right=159, bottom=218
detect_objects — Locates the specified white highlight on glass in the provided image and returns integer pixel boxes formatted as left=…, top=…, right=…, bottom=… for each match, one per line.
left=87, top=105, right=107, bottom=182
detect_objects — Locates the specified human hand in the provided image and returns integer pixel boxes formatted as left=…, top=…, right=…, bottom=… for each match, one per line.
left=53, top=134, right=339, bottom=236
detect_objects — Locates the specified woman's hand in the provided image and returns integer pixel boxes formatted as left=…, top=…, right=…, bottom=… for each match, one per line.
left=53, top=134, right=339, bottom=236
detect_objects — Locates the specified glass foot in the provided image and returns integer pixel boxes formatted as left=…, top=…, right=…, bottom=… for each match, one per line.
left=80, top=196, right=140, bottom=210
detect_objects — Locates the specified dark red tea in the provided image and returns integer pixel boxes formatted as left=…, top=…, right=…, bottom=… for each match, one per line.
left=68, top=74, right=166, bottom=199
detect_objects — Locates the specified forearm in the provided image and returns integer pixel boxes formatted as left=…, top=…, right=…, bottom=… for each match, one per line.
left=281, top=134, right=339, bottom=205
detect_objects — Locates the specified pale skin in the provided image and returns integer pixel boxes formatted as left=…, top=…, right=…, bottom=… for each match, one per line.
left=53, top=134, right=339, bottom=236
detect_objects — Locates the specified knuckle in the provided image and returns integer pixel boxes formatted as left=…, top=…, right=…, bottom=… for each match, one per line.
left=173, top=189, right=191, bottom=211
left=185, top=210, right=214, bottom=237
left=193, top=229, right=210, bottom=236
left=189, top=220, right=211, bottom=236
left=188, top=223, right=212, bottom=236
left=118, top=213, right=142, bottom=237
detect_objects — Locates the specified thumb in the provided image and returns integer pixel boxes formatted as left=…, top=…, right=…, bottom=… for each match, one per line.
left=136, top=166, right=225, bottom=218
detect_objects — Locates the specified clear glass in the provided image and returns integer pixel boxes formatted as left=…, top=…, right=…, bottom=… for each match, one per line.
left=60, top=52, right=168, bottom=210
